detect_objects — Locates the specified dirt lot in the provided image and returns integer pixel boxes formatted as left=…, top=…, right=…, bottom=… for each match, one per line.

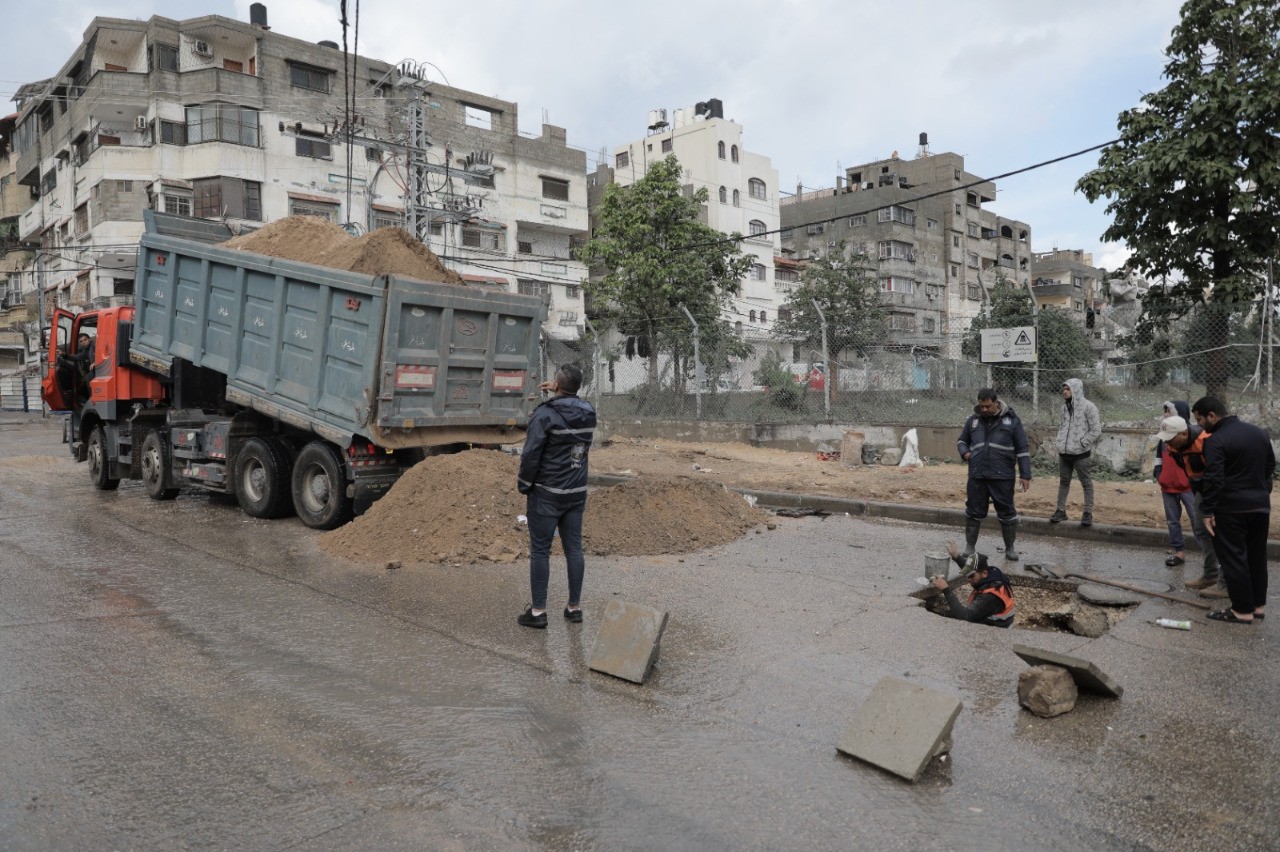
left=592, top=437, right=1280, bottom=539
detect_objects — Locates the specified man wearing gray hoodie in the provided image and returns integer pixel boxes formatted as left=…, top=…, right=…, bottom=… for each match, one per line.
left=1050, top=378, right=1102, bottom=527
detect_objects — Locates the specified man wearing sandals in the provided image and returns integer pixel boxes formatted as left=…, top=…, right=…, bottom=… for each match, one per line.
left=1194, top=396, right=1273, bottom=624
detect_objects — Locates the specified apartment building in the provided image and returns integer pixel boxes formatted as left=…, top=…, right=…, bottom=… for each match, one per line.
left=1, top=113, right=35, bottom=370
left=780, top=147, right=1033, bottom=357
left=608, top=99, right=783, bottom=333
left=1030, top=248, right=1108, bottom=354
left=10, top=4, right=587, bottom=339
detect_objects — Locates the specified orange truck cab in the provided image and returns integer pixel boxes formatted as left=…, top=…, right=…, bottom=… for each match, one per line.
left=43, top=305, right=166, bottom=480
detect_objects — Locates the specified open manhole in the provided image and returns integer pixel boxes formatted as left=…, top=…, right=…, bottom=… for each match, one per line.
left=911, top=572, right=1137, bottom=637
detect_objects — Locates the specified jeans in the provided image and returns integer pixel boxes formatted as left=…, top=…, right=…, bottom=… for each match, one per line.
left=527, top=492, right=586, bottom=611
left=1056, top=454, right=1094, bottom=512
left=1161, top=490, right=1195, bottom=550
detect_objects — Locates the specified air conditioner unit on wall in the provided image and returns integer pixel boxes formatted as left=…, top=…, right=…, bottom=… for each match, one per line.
left=194, top=40, right=212, bottom=57
left=135, top=115, right=148, bottom=130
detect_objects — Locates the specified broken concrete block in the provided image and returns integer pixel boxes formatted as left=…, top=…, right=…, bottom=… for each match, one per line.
left=879, top=447, right=902, bottom=465
left=1012, top=643, right=1123, bottom=698
left=1067, top=606, right=1109, bottom=638
left=1018, top=665, right=1078, bottom=717
left=587, top=600, right=668, bottom=684
left=836, top=677, right=963, bottom=783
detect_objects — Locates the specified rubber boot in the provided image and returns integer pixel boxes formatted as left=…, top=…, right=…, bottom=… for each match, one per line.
left=1001, top=521, right=1019, bottom=561
left=963, top=519, right=981, bottom=557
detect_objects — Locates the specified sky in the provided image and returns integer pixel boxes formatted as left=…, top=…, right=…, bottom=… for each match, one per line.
left=2, top=0, right=1189, bottom=271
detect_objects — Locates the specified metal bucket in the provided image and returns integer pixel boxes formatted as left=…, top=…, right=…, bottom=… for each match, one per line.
left=924, top=552, right=950, bottom=579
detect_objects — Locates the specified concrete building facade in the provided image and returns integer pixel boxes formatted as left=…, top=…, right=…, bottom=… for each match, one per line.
left=10, top=7, right=586, bottom=339
left=1030, top=248, right=1109, bottom=356
left=779, top=149, right=1033, bottom=357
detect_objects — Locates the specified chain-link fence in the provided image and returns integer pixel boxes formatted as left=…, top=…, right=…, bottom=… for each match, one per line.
left=541, top=302, right=1280, bottom=429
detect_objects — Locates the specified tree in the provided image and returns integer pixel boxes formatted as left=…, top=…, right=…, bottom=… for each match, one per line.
left=773, top=241, right=886, bottom=400
left=963, top=279, right=1094, bottom=392
left=577, top=156, right=755, bottom=401
left=1076, top=0, right=1280, bottom=397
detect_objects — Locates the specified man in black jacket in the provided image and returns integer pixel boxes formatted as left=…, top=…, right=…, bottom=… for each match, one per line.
left=1193, top=396, right=1273, bottom=624
left=929, top=541, right=1016, bottom=628
left=957, top=388, right=1032, bottom=561
left=516, top=364, right=597, bottom=629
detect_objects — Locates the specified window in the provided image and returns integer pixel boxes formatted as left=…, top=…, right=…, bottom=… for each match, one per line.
left=877, top=205, right=915, bottom=226
left=751, top=264, right=767, bottom=281
left=158, top=120, right=186, bottom=145
left=616, top=151, right=629, bottom=169
left=40, top=169, right=57, bottom=196
left=193, top=177, right=262, bottom=220
left=806, top=223, right=824, bottom=235
left=517, top=279, right=549, bottom=297
left=889, top=312, right=916, bottom=331
left=661, top=138, right=672, bottom=153
left=186, top=104, right=260, bottom=147
left=749, top=310, right=757, bottom=322
left=952, top=235, right=961, bottom=248
left=950, top=264, right=959, bottom=278
left=748, top=178, right=766, bottom=200
left=967, top=222, right=979, bottom=238
left=541, top=177, right=569, bottom=201
left=462, top=226, right=504, bottom=251
left=428, top=222, right=444, bottom=236
left=518, top=240, right=533, bottom=254
left=719, top=186, right=727, bottom=204
left=731, top=145, right=739, bottom=163
left=163, top=193, right=191, bottom=217
left=717, top=141, right=725, bottom=159
left=927, top=218, right=938, bottom=230
left=849, top=214, right=866, bottom=227
left=780, top=228, right=794, bottom=240
left=967, top=192, right=979, bottom=208
left=372, top=210, right=402, bottom=230
left=295, top=133, right=331, bottom=159
left=116, top=180, right=133, bottom=193
left=955, top=203, right=963, bottom=215
left=366, top=146, right=382, bottom=161
left=152, top=43, right=178, bottom=72
left=924, top=317, right=936, bottom=333
left=878, top=240, right=915, bottom=261
left=1074, top=301, right=1084, bottom=311
left=289, top=197, right=339, bottom=221
left=967, top=284, right=981, bottom=300
left=732, top=189, right=740, bottom=207
left=967, top=252, right=979, bottom=269
left=882, top=276, right=914, bottom=294
left=775, top=267, right=798, bottom=283
left=759, top=311, right=767, bottom=323
left=749, top=219, right=767, bottom=237
left=74, top=203, right=89, bottom=235
left=564, top=284, right=582, bottom=299
left=464, top=105, right=495, bottom=130
left=289, top=62, right=333, bottom=93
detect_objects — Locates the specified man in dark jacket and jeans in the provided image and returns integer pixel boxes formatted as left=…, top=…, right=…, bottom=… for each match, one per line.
left=1194, top=396, right=1273, bottom=624
left=517, top=364, right=597, bottom=629
left=957, top=388, right=1032, bottom=561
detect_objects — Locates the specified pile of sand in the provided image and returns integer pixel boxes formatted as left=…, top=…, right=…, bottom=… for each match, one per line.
left=222, top=216, right=464, bottom=284
left=319, top=449, right=768, bottom=565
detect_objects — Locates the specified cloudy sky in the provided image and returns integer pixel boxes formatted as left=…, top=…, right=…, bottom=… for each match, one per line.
left=2, top=0, right=1188, bottom=269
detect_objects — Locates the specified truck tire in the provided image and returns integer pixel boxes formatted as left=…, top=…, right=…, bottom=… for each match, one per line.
left=141, top=431, right=180, bottom=500
left=87, top=424, right=120, bottom=491
left=234, top=437, right=293, bottom=519
left=292, top=441, right=354, bottom=530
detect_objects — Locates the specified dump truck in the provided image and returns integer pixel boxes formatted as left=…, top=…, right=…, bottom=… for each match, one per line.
left=42, top=211, right=546, bottom=529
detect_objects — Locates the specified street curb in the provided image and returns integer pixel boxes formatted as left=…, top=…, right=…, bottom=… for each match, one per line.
left=588, top=473, right=1280, bottom=561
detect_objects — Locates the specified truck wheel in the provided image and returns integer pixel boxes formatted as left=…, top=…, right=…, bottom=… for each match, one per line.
left=292, top=441, right=354, bottom=530
left=234, top=437, right=293, bottom=519
left=87, top=425, right=120, bottom=491
left=141, top=431, right=180, bottom=500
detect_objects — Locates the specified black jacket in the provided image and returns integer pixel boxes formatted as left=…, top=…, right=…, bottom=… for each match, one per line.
left=517, top=395, right=597, bottom=502
left=957, top=400, right=1032, bottom=481
left=1199, top=415, right=1274, bottom=516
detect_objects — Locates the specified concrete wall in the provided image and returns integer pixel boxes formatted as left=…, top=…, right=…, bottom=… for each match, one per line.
left=602, top=417, right=1167, bottom=475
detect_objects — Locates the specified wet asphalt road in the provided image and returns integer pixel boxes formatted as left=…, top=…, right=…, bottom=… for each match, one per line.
left=1, top=414, right=1277, bottom=850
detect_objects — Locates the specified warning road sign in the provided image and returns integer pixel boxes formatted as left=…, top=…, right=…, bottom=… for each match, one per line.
left=980, top=326, right=1037, bottom=363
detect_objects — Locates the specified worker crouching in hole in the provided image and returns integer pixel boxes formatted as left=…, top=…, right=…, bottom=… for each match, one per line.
left=930, top=540, right=1016, bottom=628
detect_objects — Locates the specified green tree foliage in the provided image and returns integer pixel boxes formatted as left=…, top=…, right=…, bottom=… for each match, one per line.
left=577, top=156, right=755, bottom=398
left=774, top=240, right=886, bottom=399
left=963, top=279, right=1094, bottom=391
left=1076, top=0, right=1280, bottom=397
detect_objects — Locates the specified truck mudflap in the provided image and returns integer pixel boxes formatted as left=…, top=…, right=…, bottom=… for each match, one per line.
left=350, top=466, right=406, bottom=513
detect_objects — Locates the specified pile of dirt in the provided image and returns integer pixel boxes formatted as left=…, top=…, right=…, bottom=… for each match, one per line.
left=319, top=449, right=768, bottom=565
left=222, top=216, right=464, bottom=284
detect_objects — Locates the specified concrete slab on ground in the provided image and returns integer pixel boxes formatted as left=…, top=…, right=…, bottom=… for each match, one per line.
left=1012, top=643, right=1124, bottom=698
left=836, top=677, right=963, bottom=783
left=588, top=599, right=668, bottom=684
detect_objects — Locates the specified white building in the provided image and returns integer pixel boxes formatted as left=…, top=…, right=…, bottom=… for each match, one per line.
left=10, top=6, right=586, bottom=339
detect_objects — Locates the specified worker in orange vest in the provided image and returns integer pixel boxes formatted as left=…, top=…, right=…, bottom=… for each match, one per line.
left=930, top=541, right=1016, bottom=628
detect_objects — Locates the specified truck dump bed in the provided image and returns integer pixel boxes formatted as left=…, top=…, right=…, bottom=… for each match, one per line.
left=130, top=212, right=546, bottom=448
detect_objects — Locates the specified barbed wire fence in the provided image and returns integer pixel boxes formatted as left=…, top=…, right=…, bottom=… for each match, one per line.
left=542, top=303, right=1280, bottom=432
